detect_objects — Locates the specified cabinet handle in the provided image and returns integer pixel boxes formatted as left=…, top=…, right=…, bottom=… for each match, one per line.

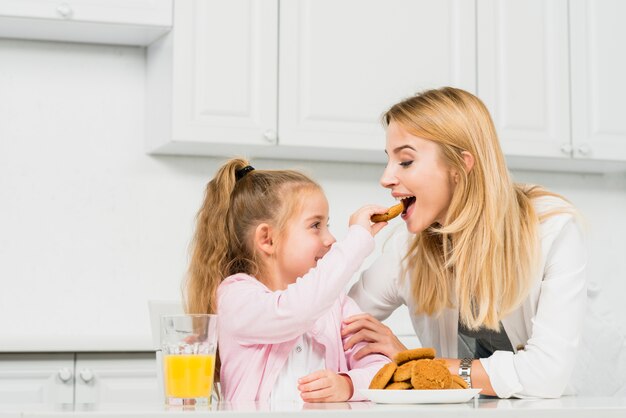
left=79, top=368, right=94, bottom=383
left=56, top=3, right=73, bottom=19
left=560, top=143, right=573, bottom=156
left=263, top=129, right=278, bottom=144
left=576, top=144, right=591, bottom=156
left=58, top=367, right=73, bottom=383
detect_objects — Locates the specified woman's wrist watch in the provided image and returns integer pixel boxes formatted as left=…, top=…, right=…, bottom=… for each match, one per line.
left=459, top=358, right=473, bottom=388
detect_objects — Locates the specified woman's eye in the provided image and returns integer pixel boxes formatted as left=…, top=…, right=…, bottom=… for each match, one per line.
left=399, top=160, right=413, bottom=167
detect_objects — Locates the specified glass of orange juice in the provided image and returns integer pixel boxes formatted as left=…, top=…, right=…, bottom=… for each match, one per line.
left=160, top=314, right=218, bottom=406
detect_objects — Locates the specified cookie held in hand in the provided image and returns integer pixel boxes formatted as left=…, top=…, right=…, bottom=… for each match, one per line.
left=370, top=202, right=404, bottom=223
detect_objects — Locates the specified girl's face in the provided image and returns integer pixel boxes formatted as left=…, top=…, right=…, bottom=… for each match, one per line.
left=274, top=189, right=336, bottom=286
left=380, top=121, right=456, bottom=233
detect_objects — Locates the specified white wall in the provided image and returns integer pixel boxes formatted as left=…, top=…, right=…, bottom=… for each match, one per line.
left=1, top=39, right=625, bottom=350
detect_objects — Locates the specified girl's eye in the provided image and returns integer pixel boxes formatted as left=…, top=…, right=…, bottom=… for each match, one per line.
left=311, top=222, right=321, bottom=229
left=400, top=160, right=413, bottom=167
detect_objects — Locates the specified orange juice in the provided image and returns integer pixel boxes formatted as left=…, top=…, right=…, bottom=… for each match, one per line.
left=163, top=354, right=215, bottom=398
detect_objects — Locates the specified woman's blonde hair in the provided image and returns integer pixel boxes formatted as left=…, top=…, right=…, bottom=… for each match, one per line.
left=185, top=158, right=320, bottom=316
left=384, top=87, right=571, bottom=330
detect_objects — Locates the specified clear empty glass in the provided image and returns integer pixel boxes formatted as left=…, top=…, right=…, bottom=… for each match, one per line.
left=160, top=314, right=218, bottom=406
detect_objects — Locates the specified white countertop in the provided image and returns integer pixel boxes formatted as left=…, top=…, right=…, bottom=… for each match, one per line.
left=2, top=397, right=626, bottom=418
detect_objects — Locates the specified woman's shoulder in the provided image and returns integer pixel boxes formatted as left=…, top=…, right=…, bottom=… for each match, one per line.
left=529, top=193, right=585, bottom=249
left=531, top=193, right=573, bottom=213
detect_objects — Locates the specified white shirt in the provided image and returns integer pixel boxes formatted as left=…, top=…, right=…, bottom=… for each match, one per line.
left=270, top=333, right=326, bottom=402
left=349, top=197, right=597, bottom=398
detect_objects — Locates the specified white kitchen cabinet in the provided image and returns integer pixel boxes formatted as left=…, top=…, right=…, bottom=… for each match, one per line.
left=477, top=0, right=570, bottom=160
left=74, top=353, right=159, bottom=404
left=0, top=353, right=158, bottom=406
left=569, top=0, right=626, bottom=162
left=278, top=0, right=475, bottom=152
left=146, top=0, right=279, bottom=156
left=0, top=0, right=172, bottom=46
left=146, top=0, right=476, bottom=163
left=477, top=0, right=626, bottom=171
left=0, top=354, right=74, bottom=405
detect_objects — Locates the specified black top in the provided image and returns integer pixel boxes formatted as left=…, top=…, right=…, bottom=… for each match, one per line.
left=458, top=320, right=514, bottom=358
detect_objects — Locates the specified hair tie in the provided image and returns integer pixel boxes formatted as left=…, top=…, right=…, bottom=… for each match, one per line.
left=235, top=165, right=255, bottom=181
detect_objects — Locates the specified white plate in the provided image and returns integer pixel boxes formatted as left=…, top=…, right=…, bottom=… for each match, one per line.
left=359, top=388, right=481, bottom=404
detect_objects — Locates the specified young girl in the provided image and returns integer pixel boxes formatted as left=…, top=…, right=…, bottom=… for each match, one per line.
left=185, top=158, right=390, bottom=403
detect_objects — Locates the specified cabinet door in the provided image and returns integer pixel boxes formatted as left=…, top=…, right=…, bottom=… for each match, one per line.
left=477, top=0, right=570, bottom=158
left=279, top=0, right=476, bottom=154
left=74, top=353, right=159, bottom=404
left=570, top=0, right=626, bottom=161
left=0, top=0, right=171, bottom=25
left=0, top=0, right=172, bottom=45
left=0, top=354, right=74, bottom=405
left=147, top=0, right=278, bottom=154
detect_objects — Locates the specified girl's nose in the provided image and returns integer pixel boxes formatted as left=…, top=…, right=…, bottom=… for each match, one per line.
left=380, top=164, right=397, bottom=189
left=323, top=231, right=336, bottom=247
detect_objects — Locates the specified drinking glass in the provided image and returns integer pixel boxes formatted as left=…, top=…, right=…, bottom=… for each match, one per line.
left=160, top=314, right=218, bottom=406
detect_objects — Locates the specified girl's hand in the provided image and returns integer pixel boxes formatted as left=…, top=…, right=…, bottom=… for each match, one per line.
left=298, top=370, right=353, bottom=402
left=349, top=205, right=389, bottom=236
left=341, top=313, right=407, bottom=360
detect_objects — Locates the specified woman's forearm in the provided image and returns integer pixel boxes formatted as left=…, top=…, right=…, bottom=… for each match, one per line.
left=444, top=358, right=496, bottom=396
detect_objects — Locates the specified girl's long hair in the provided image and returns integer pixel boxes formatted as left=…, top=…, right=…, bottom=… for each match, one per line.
left=184, top=158, right=320, bottom=380
left=384, top=87, right=572, bottom=330
left=185, top=157, right=320, bottom=315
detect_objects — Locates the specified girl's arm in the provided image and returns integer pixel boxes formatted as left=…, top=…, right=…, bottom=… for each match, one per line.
left=218, top=225, right=374, bottom=345
left=341, top=296, right=393, bottom=400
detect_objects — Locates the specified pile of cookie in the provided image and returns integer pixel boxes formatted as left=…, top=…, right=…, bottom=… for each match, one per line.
left=369, top=348, right=469, bottom=390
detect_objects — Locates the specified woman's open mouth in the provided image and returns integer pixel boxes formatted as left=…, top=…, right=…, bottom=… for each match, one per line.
left=401, top=196, right=416, bottom=215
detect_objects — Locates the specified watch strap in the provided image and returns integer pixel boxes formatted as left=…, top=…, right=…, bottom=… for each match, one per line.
left=458, top=357, right=473, bottom=388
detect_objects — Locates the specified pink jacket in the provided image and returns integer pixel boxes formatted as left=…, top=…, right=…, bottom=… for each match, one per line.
left=217, top=225, right=390, bottom=402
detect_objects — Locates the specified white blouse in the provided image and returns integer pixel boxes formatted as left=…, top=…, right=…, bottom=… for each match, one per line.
left=348, top=197, right=608, bottom=398
left=270, top=333, right=326, bottom=402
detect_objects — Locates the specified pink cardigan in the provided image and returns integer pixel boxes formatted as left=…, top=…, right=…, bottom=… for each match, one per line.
left=217, top=225, right=390, bottom=402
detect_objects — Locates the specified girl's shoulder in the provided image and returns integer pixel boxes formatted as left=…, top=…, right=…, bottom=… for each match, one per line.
left=218, top=273, right=268, bottom=293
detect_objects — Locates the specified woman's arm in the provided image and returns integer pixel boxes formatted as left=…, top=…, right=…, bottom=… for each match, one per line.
left=344, top=230, right=409, bottom=359
left=480, top=216, right=587, bottom=398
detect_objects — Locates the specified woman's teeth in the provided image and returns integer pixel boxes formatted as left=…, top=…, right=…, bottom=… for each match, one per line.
left=397, top=196, right=416, bottom=214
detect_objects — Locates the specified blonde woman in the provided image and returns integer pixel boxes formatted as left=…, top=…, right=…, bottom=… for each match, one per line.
left=343, top=87, right=587, bottom=398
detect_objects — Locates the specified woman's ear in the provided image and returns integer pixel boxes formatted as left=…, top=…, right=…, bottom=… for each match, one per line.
left=461, top=151, right=475, bottom=173
left=254, top=223, right=275, bottom=256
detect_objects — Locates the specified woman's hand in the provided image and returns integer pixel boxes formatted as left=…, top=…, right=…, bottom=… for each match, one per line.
left=341, top=313, right=407, bottom=360
left=349, top=205, right=389, bottom=236
left=298, top=370, right=353, bottom=402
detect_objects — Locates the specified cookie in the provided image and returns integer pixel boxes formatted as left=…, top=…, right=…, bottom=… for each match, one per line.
left=385, top=381, right=412, bottom=390
left=371, top=202, right=404, bottom=223
left=393, top=347, right=436, bottom=365
left=392, top=360, right=416, bottom=382
left=449, top=374, right=469, bottom=389
left=368, top=362, right=397, bottom=389
left=410, top=359, right=452, bottom=390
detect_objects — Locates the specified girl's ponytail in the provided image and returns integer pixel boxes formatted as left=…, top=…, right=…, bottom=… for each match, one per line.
left=185, top=158, right=249, bottom=315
